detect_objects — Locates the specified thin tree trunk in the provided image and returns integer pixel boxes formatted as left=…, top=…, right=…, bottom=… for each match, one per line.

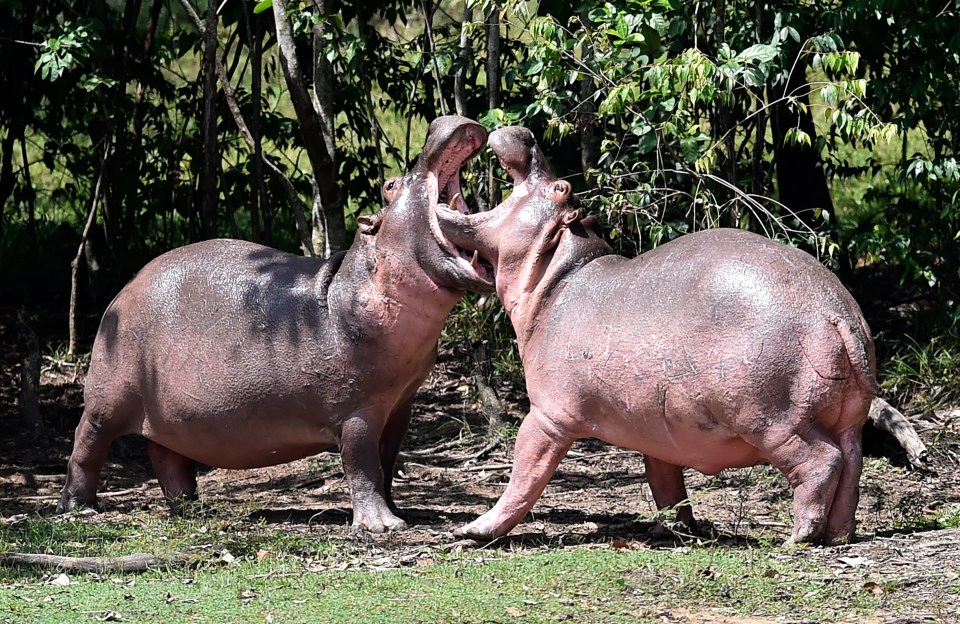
left=0, top=122, right=19, bottom=227
left=19, top=135, right=36, bottom=249
left=486, top=4, right=502, bottom=206
left=454, top=5, right=473, bottom=117
left=133, top=0, right=164, bottom=144
left=17, top=308, right=42, bottom=428
left=578, top=8, right=598, bottom=185
left=200, top=0, right=219, bottom=239
left=422, top=0, right=447, bottom=115
left=178, top=0, right=310, bottom=251
left=242, top=1, right=265, bottom=243
left=471, top=340, right=507, bottom=433
left=311, top=0, right=340, bottom=256
left=356, top=17, right=385, bottom=187
left=68, top=144, right=109, bottom=360
left=272, top=0, right=344, bottom=257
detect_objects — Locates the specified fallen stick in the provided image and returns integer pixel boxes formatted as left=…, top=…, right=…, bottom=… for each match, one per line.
left=0, top=551, right=190, bottom=573
left=461, top=463, right=513, bottom=472
left=867, top=397, right=928, bottom=469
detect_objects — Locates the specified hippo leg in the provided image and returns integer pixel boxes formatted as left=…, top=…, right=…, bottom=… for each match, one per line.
left=753, top=421, right=843, bottom=544
left=379, top=399, right=413, bottom=512
left=642, top=456, right=695, bottom=527
left=455, top=408, right=574, bottom=540
left=146, top=441, right=199, bottom=515
left=823, top=424, right=865, bottom=544
left=57, top=411, right=116, bottom=513
left=341, top=414, right=407, bottom=533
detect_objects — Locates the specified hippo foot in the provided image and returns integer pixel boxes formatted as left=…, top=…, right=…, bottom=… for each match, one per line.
left=351, top=510, right=408, bottom=534
left=452, top=521, right=501, bottom=542
left=784, top=522, right=826, bottom=547
left=164, top=493, right=203, bottom=517
left=55, top=501, right=99, bottom=517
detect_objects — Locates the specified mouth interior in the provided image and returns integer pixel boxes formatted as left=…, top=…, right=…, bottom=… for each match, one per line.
left=428, top=131, right=494, bottom=285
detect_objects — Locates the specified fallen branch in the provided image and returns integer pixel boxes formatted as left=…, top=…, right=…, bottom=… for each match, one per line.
left=867, top=397, right=928, bottom=469
left=461, top=463, right=513, bottom=473
left=0, top=551, right=190, bottom=573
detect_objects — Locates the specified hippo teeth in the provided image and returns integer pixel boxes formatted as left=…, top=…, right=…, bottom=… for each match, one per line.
left=470, top=250, right=479, bottom=266
left=450, top=192, right=468, bottom=214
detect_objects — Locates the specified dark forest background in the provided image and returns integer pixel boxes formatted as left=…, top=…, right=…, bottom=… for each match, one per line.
left=1, top=0, right=958, bottom=419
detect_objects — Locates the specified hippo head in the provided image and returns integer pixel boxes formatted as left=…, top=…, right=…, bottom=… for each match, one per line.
left=435, top=126, right=584, bottom=301
left=357, top=115, right=495, bottom=295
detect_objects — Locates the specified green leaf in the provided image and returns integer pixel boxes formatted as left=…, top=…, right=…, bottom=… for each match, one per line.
left=736, top=43, right=778, bottom=64
left=253, top=0, right=273, bottom=14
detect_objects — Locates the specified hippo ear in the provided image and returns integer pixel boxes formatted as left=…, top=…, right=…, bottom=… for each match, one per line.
left=561, top=209, right=580, bottom=226
left=549, top=180, right=572, bottom=202
left=358, top=212, right=383, bottom=235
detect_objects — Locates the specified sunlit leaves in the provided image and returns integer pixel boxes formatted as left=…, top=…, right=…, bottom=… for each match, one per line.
left=34, top=22, right=96, bottom=82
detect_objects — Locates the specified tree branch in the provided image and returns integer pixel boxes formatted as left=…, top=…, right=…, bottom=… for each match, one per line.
left=176, top=0, right=313, bottom=254
left=272, top=0, right=345, bottom=256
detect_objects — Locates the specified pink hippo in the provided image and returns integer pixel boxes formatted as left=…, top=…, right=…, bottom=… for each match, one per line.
left=435, top=126, right=879, bottom=544
left=58, top=116, right=494, bottom=532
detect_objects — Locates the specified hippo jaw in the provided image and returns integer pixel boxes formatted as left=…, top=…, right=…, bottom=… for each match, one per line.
left=434, top=126, right=577, bottom=296
left=415, top=117, right=496, bottom=293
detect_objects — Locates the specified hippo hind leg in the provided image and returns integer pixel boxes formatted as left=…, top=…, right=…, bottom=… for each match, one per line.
left=146, top=441, right=199, bottom=515
left=823, top=394, right=871, bottom=544
left=748, top=418, right=843, bottom=544
left=57, top=408, right=118, bottom=513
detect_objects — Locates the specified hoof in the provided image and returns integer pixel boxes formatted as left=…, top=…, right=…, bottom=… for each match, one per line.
left=351, top=514, right=408, bottom=534
left=55, top=497, right=97, bottom=516
left=453, top=523, right=498, bottom=542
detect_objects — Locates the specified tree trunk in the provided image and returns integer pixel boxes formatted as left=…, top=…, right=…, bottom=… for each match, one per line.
left=19, top=135, right=37, bottom=250
left=471, top=340, right=507, bottom=434
left=578, top=8, right=598, bottom=185
left=242, top=1, right=265, bottom=243
left=770, top=62, right=832, bottom=231
left=486, top=5, right=502, bottom=206
left=310, top=0, right=342, bottom=257
left=272, top=0, right=344, bottom=257
left=454, top=5, right=473, bottom=117
left=200, top=0, right=219, bottom=239
left=177, top=0, right=307, bottom=248
left=68, top=146, right=108, bottom=360
left=17, top=308, right=42, bottom=428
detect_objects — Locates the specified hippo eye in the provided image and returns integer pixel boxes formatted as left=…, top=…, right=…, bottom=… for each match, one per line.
left=523, top=136, right=535, bottom=148
left=385, top=180, right=396, bottom=191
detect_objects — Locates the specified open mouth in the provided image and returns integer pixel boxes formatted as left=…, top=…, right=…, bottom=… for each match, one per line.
left=427, top=132, right=495, bottom=288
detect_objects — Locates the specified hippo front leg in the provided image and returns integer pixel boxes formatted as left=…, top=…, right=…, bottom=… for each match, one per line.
left=455, top=408, right=574, bottom=540
left=379, top=399, right=413, bottom=511
left=642, top=456, right=695, bottom=527
left=341, top=414, right=407, bottom=533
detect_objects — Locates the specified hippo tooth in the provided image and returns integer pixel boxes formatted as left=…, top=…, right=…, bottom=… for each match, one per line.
left=449, top=193, right=462, bottom=211
left=470, top=250, right=479, bottom=266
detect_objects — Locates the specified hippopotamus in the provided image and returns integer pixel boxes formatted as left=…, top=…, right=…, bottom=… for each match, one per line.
left=435, top=126, right=879, bottom=544
left=57, top=116, right=494, bottom=532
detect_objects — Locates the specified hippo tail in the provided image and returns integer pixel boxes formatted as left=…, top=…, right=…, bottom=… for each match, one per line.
left=832, top=314, right=881, bottom=397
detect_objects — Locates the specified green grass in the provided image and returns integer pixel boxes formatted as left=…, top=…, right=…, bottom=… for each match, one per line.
left=0, top=513, right=894, bottom=624
left=881, top=334, right=960, bottom=412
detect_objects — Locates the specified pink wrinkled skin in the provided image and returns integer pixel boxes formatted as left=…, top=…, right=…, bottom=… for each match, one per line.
left=57, top=116, right=493, bottom=533
left=437, top=126, right=879, bottom=545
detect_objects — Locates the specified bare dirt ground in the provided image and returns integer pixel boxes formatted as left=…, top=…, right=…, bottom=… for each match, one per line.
left=2, top=339, right=960, bottom=623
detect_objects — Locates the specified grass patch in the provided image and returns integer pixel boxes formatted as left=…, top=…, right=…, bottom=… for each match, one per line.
left=0, top=513, right=898, bottom=623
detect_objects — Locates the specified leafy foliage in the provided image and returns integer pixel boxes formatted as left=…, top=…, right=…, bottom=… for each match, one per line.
left=1, top=0, right=958, bottom=402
